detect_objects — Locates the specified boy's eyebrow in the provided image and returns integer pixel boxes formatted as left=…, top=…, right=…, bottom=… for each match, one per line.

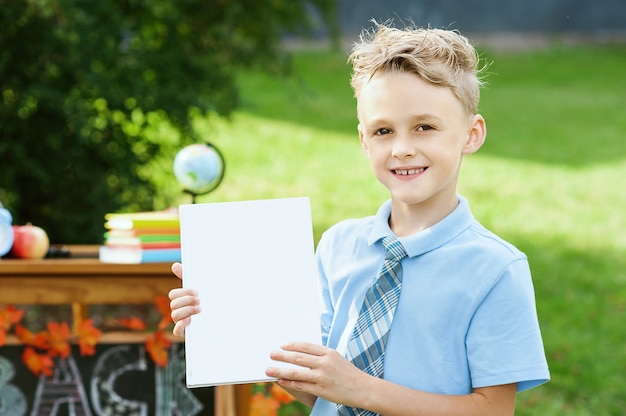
left=411, top=113, right=444, bottom=123
left=364, top=113, right=445, bottom=126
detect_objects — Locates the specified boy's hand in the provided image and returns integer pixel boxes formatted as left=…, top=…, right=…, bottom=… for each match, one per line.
left=168, top=262, right=201, bottom=338
left=265, top=341, right=374, bottom=408
left=267, top=342, right=518, bottom=415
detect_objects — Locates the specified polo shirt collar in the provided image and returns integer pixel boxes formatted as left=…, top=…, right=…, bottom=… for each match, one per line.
left=368, top=195, right=475, bottom=257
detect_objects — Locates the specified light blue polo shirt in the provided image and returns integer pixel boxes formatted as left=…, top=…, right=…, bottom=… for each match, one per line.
left=310, top=196, right=549, bottom=415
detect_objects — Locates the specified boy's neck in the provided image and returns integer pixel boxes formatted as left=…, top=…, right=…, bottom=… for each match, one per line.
left=388, top=197, right=459, bottom=237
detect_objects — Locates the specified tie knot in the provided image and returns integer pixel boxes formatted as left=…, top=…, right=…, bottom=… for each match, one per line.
left=381, top=236, right=407, bottom=262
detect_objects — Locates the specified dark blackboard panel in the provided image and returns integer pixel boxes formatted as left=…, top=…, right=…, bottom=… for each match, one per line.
left=0, top=343, right=214, bottom=416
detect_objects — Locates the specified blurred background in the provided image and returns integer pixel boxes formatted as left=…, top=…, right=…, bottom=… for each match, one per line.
left=1, top=1, right=625, bottom=415
left=2, top=0, right=625, bottom=245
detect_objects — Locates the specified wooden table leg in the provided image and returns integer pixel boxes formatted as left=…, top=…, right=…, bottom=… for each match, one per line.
left=235, top=384, right=252, bottom=416
left=71, top=302, right=88, bottom=335
left=215, top=385, right=237, bottom=416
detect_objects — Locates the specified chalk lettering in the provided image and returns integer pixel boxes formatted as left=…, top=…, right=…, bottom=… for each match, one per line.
left=0, top=356, right=27, bottom=416
left=30, top=357, right=91, bottom=416
left=155, top=344, right=203, bottom=415
left=91, top=345, right=147, bottom=416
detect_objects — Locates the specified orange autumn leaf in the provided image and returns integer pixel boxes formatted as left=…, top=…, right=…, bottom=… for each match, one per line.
left=77, top=319, right=101, bottom=356
left=270, top=383, right=295, bottom=404
left=46, top=321, right=71, bottom=358
left=0, top=328, right=5, bottom=347
left=157, top=317, right=171, bottom=331
left=154, top=295, right=173, bottom=330
left=14, top=325, right=31, bottom=343
left=250, top=392, right=281, bottom=416
left=116, top=317, right=148, bottom=331
left=154, top=295, right=171, bottom=318
left=14, top=325, right=49, bottom=350
left=157, top=316, right=171, bottom=331
left=0, top=305, right=24, bottom=331
left=145, top=329, right=171, bottom=367
left=22, top=347, right=54, bottom=377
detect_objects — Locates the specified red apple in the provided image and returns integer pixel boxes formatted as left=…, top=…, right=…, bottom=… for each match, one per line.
left=11, top=223, right=50, bottom=259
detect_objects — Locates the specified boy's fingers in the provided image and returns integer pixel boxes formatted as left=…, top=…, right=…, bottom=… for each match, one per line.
left=168, top=263, right=196, bottom=339
left=168, top=287, right=197, bottom=301
left=171, top=262, right=183, bottom=279
left=170, top=304, right=200, bottom=324
left=173, top=318, right=190, bottom=338
left=281, top=341, right=328, bottom=356
left=170, top=298, right=201, bottom=315
left=169, top=294, right=199, bottom=311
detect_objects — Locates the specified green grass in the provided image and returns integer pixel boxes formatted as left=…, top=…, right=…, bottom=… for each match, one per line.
left=172, top=43, right=626, bottom=415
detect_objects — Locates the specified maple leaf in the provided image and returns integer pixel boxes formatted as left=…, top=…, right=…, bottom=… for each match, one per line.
left=115, top=317, right=148, bottom=331
left=0, top=305, right=24, bottom=331
left=14, top=325, right=49, bottom=350
left=77, top=318, right=102, bottom=356
left=249, top=392, right=280, bottom=416
left=154, top=295, right=173, bottom=330
left=270, top=384, right=295, bottom=404
left=145, top=329, right=171, bottom=367
left=22, top=346, right=54, bottom=377
left=46, top=321, right=71, bottom=358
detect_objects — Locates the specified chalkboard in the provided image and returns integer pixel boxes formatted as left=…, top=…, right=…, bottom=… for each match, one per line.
left=0, top=343, right=214, bottom=416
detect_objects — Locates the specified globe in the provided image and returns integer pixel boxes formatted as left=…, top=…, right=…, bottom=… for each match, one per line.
left=173, top=143, right=225, bottom=199
left=0, top=203, right=14, bottom=257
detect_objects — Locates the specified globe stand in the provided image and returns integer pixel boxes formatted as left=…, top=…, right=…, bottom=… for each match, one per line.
left=174, top=141, right=226, bottom=204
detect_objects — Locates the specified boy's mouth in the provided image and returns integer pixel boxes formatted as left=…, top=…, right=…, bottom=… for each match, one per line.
left=393, top=167, right=426, bottom=175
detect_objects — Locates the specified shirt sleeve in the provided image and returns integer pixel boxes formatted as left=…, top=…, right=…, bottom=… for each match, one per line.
left=315, top=231, right=333, bottom=347
left=466, top=258, right=550, bottom=392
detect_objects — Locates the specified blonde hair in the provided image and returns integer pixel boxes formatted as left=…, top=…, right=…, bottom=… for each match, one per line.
left=348, top=21, right=485, bottom=115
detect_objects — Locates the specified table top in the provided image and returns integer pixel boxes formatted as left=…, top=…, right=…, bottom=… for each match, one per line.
left=0, top=245, right=174, bottom=276
left=0, top=245, right=178, bottom=305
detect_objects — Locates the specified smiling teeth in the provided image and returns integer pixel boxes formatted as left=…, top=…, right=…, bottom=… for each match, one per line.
left=395, top=168, right=424, bottom=175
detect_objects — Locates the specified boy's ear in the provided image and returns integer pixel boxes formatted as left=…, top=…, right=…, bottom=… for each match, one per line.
left=358, top=124, right=369, bottom=156
left=463, top=114, right=487, bottom=155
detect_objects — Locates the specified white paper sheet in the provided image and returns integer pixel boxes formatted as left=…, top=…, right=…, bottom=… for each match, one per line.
left=179, top=197, right=321, bottom=387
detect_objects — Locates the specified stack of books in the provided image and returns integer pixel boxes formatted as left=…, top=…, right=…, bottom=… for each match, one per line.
left=98, top=210, right=181, bottom=264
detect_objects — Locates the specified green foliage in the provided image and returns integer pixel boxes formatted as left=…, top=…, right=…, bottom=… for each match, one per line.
left=0, top=0, right=336, bottom=243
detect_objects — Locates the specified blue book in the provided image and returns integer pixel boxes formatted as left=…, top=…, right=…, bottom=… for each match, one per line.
left=98, top=245, right=181, bottom=264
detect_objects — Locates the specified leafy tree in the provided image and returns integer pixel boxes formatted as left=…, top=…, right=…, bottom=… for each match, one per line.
left=0, top=0, right=337, bottom=244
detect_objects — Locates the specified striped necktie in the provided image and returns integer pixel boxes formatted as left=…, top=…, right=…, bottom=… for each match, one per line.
left=337, top=236, right=407, bottom=416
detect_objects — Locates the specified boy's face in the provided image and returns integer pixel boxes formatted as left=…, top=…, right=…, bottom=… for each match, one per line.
left=357, top=71, right=485, bottom=213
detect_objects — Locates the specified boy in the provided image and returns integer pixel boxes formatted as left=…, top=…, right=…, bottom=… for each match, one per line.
left=169, top=21, right=550, bottom=415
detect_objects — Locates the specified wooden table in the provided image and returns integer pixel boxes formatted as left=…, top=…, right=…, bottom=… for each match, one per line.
left=0, top=245, right=250, bottom=416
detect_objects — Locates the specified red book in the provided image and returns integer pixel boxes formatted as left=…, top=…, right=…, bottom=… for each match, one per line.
left=105, top=228, right=181, bottom=237
left=105, top=241, right=181, bottom=249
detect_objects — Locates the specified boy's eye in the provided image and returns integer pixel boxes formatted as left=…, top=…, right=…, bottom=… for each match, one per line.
left=375, top=128, right=392, bottom=135
left=417, top=125, right=434, bottom=131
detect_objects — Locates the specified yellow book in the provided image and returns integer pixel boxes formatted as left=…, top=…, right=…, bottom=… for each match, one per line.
left=104, top=211, right=180, bottom=230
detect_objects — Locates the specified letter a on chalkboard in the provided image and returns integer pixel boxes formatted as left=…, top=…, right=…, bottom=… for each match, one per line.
left=30, top=357, right=92, bottom=415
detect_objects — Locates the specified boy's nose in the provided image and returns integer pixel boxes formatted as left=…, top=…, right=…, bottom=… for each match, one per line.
left=391, top=136, right=416, bottom=159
